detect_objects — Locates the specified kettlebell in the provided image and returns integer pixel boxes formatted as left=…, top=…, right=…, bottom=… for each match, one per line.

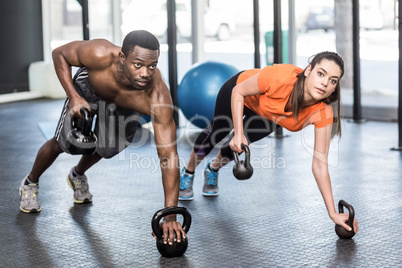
left=66, top=108, right=97, bottom=155
left=151, top=206, right=192, bottom=258
left=335, top=200, right=355, bottom=239
left=232, top=144, right=253, bottom=180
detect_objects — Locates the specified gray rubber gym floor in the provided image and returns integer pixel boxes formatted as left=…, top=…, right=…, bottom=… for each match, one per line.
left=1, top=98, right=401, bottom=267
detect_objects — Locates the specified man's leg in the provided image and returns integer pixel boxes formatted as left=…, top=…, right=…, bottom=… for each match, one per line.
left=28, top=137, right=64, bottom=183
left=67, top=153, right=102, bottom=204
left=75, top=153, right=102, bottom=175
left=20, top=137, right=63, bottom=213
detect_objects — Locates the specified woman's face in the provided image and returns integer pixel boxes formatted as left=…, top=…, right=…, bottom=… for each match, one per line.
left=304, top=59, right=342, bottom=103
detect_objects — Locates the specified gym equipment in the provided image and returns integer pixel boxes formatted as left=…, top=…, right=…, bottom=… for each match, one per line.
left=335, top=200, right=356, bottom=239
left=232, top=144, right=253, bottom=180
left=138, top=114, right=151, bottom=128
left=66, top=108, right=97, bottom=155
left=141, top=114, right=151, bottom=123
left=151, top=206, right=192, bottom=258
left=177, top=61, right=238, bottom=129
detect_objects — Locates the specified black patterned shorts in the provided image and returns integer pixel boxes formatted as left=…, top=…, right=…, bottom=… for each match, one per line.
left=55, top=67, right=141, bottom=158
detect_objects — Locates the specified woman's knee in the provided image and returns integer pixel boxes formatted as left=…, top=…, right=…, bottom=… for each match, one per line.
left=220, top=146, right=235, bottom=161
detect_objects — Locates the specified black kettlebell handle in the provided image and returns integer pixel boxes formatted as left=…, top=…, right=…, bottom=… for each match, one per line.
left=71, top=108, right=93, bottom=135
left=232, top=143, right=250, bottom=163
left=338, top=199, right=355, bottom=230
left=80, top=108, right=92, bottom=136
left=151, top=207, right=191, bottom=239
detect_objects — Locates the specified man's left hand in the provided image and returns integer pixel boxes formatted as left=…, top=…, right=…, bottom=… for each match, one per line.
left=152, top=215, right=186, bottom=245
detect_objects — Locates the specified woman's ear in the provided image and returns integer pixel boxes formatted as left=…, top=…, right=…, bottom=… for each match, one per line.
left=304, top=64, right=312, bottom=77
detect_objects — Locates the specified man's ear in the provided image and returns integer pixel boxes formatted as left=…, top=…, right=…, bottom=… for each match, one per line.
left=119, top=51, right=125, bottom=65
left=304, top=64, right=312, bottom=77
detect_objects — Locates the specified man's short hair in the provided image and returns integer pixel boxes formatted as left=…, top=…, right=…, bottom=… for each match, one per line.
left=121, top=30, right=160, bottom=56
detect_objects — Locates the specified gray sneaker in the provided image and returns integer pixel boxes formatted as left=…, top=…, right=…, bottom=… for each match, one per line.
left=67, top=167, right=92, bottom=203
left=202, top=161, right=219, bottom=196
left=179, top=168, right=194, bottom=200
left=19, top=175, right=41, bottom=213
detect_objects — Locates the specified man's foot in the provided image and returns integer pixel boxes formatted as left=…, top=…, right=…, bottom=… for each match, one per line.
left=67, top=167, right=93, bottom=203
left=19, top=175, right=41, bottom=213
left=179, top=168, right=194, bottom=201
left=202, top=161, right=219, bottom=196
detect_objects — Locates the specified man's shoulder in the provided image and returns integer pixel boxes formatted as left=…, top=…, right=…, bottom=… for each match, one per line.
left=87, top=39, right=119, bottom=57
left=87, top=38, right=117, bottom=47
left=82, top=40, right=120, bottom=70
left=150, top=69, right=168, bottom=89
left=147, top=70, right=171, bottom=102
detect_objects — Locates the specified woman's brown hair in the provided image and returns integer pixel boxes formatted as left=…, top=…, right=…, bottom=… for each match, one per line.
left=290, top=51, right=344, bottom=138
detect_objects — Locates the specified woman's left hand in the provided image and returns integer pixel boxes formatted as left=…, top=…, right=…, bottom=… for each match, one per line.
left=331, top=212, right=359, bottom=233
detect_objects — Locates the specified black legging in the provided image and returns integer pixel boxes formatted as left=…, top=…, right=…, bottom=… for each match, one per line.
left=193, top=71, right=279, bottom=160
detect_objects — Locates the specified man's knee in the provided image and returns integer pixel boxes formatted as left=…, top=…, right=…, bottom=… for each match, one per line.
left=95, top=147, right=122, bottom=159
left=48, top=137, right=64, bottom=154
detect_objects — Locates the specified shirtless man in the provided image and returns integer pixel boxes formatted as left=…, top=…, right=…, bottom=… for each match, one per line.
left=19, top=30, right=185, bottom=243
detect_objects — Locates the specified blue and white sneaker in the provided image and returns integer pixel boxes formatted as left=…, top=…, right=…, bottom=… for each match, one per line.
left=179, top=168, right=194, bottom=200
left=202, top=161, right=219, bottom=196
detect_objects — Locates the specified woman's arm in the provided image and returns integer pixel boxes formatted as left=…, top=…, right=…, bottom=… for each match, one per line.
left=230, top=73, right=261, bottom=152
left=313, top=125, right=359, bottom=233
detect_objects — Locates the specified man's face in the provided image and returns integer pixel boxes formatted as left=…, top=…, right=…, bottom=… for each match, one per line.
left=121, top=46, right=159, bottom=90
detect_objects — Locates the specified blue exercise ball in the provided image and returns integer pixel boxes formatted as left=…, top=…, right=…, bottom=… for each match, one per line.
left=178, top=61, right=238, bottom=129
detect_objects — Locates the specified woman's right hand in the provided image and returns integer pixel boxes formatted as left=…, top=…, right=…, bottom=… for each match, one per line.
left=229, top=133, right=248, bottom=153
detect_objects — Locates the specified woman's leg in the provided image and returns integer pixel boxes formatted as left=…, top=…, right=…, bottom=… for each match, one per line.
left=214, top=107, right=278, bottom=170
left=184, top=149, right=203, bottom=172
left=209, top=151, right=231, bottom=170
left=179, top=72, right=242, bottom=199
left=184, top=72, right=242, bottom=172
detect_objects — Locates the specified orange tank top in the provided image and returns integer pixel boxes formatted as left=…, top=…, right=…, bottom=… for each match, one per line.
left=238, top=64, right=333, bottom=131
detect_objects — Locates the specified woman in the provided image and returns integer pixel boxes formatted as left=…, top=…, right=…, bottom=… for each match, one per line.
left=179, top=51, right=358, bottom=233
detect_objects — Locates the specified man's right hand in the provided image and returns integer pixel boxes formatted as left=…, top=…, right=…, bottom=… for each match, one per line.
left=69, top=96, right=91, bottom=118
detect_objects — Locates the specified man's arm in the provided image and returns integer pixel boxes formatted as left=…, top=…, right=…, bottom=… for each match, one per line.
left=151, top=88, right=180, bottom=208
left=149, top=81, right=187, bottom=244
left=51, top=39, right=114, bottom=116
left=154, top=114, right=180, bottom=208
